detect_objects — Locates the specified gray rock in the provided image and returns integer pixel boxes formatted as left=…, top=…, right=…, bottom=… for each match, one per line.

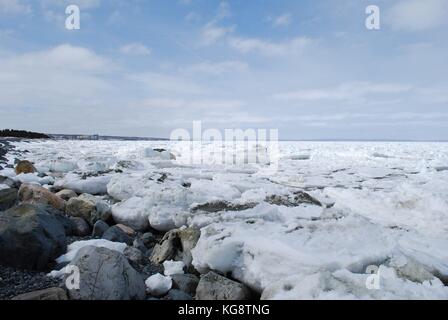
left=191, top=201, right=257, bottom=213
left=164, top=289, right=193, bottom=300
left=18, top=183, right=66, bottom=211
left=196, top=272, right=251, bottom=300
left=67, top=246, right=146, bottom=300
left=171, top=274, right=199, bottom=296
left=150, top=228, right=200, bottom=268
left=0, top=175, right=20, bottom=189
left=66, top=194, right=96, bottom=221
left=133, top=237, right=148, bottom=254
left=32, top=203, right=75, bottom=236
left=66, top=194, right=111, bottom=225
left=265, top=191, right=322, bottom=207
left=69, top=217, right=91, bottom=237
left=141, top=232, right=157, bottom=248
left=0, top=188, right=18, bottom=211
left=92, top=220, right=109, bottom=237
left=12, top=287, right=68, bottom=300
left=102, top=225, right=133, bottom=245
left=0, top=204, right=67, bottom=270
left=124, top=246, right=144, bottom=264
left=56, top=189, right=78, bottom=201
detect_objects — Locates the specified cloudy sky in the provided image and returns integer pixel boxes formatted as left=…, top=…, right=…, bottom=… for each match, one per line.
left=0, top=0, right=447, bottom=140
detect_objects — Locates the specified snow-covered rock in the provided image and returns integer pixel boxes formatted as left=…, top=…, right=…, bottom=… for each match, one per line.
left=145, top=273, right=172, bottom=296
left=7, top=139, right=448, bottom=300
left=55, top=239, right=127, bottom=264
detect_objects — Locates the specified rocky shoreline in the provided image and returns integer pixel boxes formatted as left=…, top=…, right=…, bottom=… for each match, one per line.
left=0, top=138, right=255, bottom=301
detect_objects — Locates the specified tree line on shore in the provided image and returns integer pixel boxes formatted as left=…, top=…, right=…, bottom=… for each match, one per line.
left=0, top=129, right=50, bottom=139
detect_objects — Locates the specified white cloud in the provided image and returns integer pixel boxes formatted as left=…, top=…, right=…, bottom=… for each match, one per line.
left=273, top=82, right=413, bottom=102
left=216, top=1, right=231, bottom=20
left=185, top=11, right=201, bottom=22
left=387, top=0, right=448, bottom=31
left=229, top=36, right=311, bottom=56
left=11, top=44, right=111, bottom=72
left=271, top=13, right=292, bottom=27
left=129, top=72, right=205, bottom=96
left=120, top=43, right=151, bottom=56
left=0, top=44, right=114, bottom=110
left=141, top=98, right=245, bottom=110
left=201, top=22, right=234, bottom=45
left=182, top=60, right=248, bottom=75
left=199, top=2, right=233, bottom=45
left=40, top=0, right=101, bottom=9
left=0, top=0, right=31, bottom=14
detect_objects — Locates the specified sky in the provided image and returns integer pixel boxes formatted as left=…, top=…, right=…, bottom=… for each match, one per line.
left=0, top=0, right=447, bottom=140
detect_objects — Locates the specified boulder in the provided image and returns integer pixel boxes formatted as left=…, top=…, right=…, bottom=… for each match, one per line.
left=164, top=289, right=193, bottom=300
left=38, top=204, right=76, bottom=236
left=66, top=194, right=111, bottom=225
left=150, top=228, right=200, bottom=267
left=15, top=160, right=36, bottom=174
left=141, top=232, right=157, bottom=248
left=12, top=287, right=68, bottom=300
left=102, top=225, right=133, bottom=245
left=55, top=189, right=78, bottom=201
left=18, top=183, right=66, bottom=211
left=132, top=237, right=148, bottom=255
left=67, top=246, right=146, bottom=300
left=92, top=220, right=109, bottom=237
left=171, top=274, right=199, bottom=296
left=70, top=217, right=91, bottom=237
left=0, top=175, right=20, bottom=189
left=116, top=224, right=136, bottom=237
left=0, top=188, right=18, bottom=211
left=196, top=272, right=251, bottom=300
left=0, top=204, right=67, bottom=270
left=124, top=246, right=144, bottom=264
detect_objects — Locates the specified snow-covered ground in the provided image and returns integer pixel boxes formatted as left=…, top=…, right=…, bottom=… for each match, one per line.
left=2, top=139, right=448, bottom=299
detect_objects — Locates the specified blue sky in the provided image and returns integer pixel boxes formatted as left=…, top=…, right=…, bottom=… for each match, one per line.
left=0, top=0, right=447, bottom=140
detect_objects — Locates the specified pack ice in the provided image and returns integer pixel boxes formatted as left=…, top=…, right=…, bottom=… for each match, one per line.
left=3, top=140, right=448, bottom=299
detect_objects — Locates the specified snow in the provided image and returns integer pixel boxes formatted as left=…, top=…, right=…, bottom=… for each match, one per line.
left=111, top=196, right=151, bottom=231
left=45, top=160, right=78, bottom=173
left=163, top=260, right=185, bottom=276
left=55, top=239, right=127, bottom=264
left=0, top=184, right=9, bottom=190
left=0, top=168, right=16, bottom=178
left=54, top=172, right=113, bottom=195
left=261, top=267, right=448, bottom=300
left=7, top=139, right=448, bottom=300
left=14, top=173, right=54, bottom=185
left=145, top=273, right=172, bottom=296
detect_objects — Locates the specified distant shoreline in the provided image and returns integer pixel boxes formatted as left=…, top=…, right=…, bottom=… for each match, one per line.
left=2, top=129, right=447, bottom=143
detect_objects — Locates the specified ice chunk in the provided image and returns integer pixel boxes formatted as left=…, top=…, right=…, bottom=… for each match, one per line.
left=145, top=273, right=172, bottom=296
left=163, top=260, right=185, bottom=276
left=54, top=172, right=113, bottom=195
left=111, top=196, right=151, bottom=231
